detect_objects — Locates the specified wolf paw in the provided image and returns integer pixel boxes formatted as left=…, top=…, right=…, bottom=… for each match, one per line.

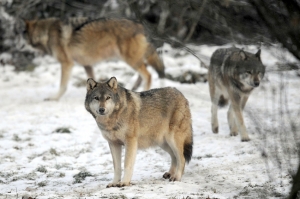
left=242, top=138, right=250, bottom=142
left=116, top=182, right=130, bottom=187
left=213, top=126, right=218, bottom=134
left=44, top=97, right=59, bottom=101
left=169, top=176, right=180, bottom=182
left=106, top=183, right=117, bottom=188
left=163, top=172, right=171, bottom=179
left=230, top=131, right=238, bottom=136
left=241, top=137, right=250, bottom=142
left=106, top=182, right=130, bottom=188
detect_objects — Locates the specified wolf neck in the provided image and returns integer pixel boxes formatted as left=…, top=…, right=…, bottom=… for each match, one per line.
left=230, top=78, right=253, bottom=93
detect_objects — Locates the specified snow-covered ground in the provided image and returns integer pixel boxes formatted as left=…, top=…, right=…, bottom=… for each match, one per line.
left=0, top=44, right=299, bottom=199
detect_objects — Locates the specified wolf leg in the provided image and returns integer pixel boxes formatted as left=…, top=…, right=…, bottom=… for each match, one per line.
left=118, top=137, right=138, bottom=187
left=124, top=54, right=151, bottom=91
left=83, top=65, right=95, bottom=79
left=46, top=59, right=74, bottom=101
left=134, top=63, right=151, bottom=91
left=106, top=143, right=122, bottom=188
left=231, top=99, right=250, bottom=142
left=208, top=76, right=220, bottom=134
left=160, top=143, right=177, bottom=179
left=166, top=137, right=185, bottom=181
left=228, top=105, right=238, bottom=136
left=211, top=101, right=219, bottom=134
left=132, top=75, right=142, bottom=91
left=241, top=96, right=249, bottom=110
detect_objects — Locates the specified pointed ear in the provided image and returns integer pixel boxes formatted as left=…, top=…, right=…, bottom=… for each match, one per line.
left=107, top=77, right=118, bottom=90
left=22, top=20, right=34, bottom=34
left=23, top=19, right=31, bottom=28
left=25, top=20, right=37, bottom=29
left=239, top=50, right=247, bottom=60
left=86, top=78, right=97, bottom=91
left=255, top=49, right=261, bottom=61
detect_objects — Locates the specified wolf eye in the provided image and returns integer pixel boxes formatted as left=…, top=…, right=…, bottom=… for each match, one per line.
left=94, top=96, right=99, bottom=100
left=106, top=96, right=111, bottom=100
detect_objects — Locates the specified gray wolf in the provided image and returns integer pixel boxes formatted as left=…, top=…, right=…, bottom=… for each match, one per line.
left=85, top=77, right=193, bottom=187
left=208, top=47, right=265, bottom=141
left=18, top=17, right=165, bottom=100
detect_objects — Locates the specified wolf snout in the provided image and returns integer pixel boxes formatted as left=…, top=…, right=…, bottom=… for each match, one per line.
left=254, top=81, right=260, bottom=87
left=99, top=107, right=105, bottom=115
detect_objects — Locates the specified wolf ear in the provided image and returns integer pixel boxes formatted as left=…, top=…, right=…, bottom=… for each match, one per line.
left=24, top=20, right=32, bottom=28
left=87, top=78, right=97, bottom=91
left=107, top=77, right=118, bottom=90
left=22, top=20, right=36, bottom=34
left=255, top=49, right=261, bottom=61
left=239, top=51, right=247, bottom=60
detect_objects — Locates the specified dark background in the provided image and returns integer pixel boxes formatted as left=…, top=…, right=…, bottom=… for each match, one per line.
left=1, top=0, right=300, bottom=70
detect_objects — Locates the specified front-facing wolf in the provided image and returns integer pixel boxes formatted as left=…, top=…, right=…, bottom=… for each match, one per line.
left=85, top=77, right=193, bottom=187
left=208, top=47, right=265, bottom=141
left=19, top=18, right=164, bottom=100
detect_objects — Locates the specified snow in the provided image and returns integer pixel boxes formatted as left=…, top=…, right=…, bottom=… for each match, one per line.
left=0, top=44, right=299, bottom=199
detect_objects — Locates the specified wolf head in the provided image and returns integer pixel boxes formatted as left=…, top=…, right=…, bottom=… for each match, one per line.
left=85, top=77, right=119, bottom=118
left=227, top=49, right=265, bottom=89
left=15, top=19, right=57, bottom=54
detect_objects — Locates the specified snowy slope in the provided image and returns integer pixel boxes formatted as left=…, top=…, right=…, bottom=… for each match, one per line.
left=0, top=44, right=299, bottom=199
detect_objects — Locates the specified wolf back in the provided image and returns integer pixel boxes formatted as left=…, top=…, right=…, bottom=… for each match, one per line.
left=20, top=17, right=165, bottom=100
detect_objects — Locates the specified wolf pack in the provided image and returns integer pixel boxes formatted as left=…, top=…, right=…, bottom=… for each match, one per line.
left=17, top=17, right=266, bottom=187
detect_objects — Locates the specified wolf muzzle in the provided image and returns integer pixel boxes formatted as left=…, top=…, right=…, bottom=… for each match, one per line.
left=98, top=107, right=105, bottom=115
left=254, top=81, right=260, bottom=87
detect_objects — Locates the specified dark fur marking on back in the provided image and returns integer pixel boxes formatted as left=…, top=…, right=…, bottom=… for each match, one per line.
left=140, top=91, right=153, bottom=98
left=73, top=17, right=107, bottom=31
left=72, top=17, right=141, bottom=32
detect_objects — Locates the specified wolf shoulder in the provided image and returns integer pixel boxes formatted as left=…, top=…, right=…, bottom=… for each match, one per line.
left=209, top=47, right=236, bottom=67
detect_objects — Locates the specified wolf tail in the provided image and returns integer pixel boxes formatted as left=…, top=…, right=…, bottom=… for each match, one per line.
left=184, top=127, right=193, bottom=163
left=146, top=44, right=165, bottom=78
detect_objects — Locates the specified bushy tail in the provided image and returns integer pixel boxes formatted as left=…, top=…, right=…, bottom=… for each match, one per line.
left=184, top=128, right=193, bottom=163
left=146, top=44, right=165, bottom=78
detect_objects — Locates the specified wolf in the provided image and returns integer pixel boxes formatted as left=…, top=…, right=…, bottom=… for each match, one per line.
left=208, top=47, right=265, bottom=141
left=85, top=77, right=193, bottom=187
left=18, top=17, right=164, bottom=100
